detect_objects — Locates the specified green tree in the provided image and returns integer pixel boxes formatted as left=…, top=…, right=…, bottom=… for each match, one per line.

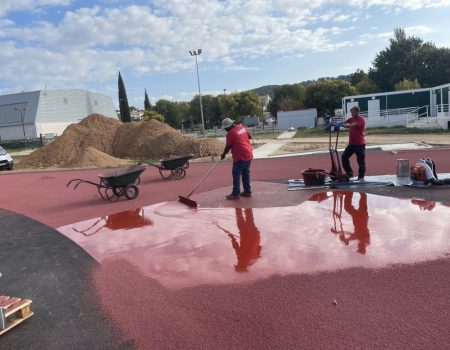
left=118, top=72, right=131, bottom=123
left=369, top=28, right=450, bottom=90
left=177, top=102, right=192, bottom=130
left=417, top=44, right=450, bottom=87
left=304, top=80, right=356, bottom=116
left=394, top=78, right=421, bottom=91
left=144, top=89, right=152, bottom=110
left=188, top=95, right=219, bottom=129
left=355, top=76, right=379, bottom=94
left=234, top=91, right=261, bottom=118
left=141, top=110, right=165, bottom=123
left=350, top=69, right=367, bottom=85
left=268, top=83, right=306, bottom=117
left=221, top=93, right=240, bottom=120
left=155, top=99, right=182, bottom=128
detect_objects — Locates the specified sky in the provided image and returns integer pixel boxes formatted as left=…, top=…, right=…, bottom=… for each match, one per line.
left=0, top=0, right=449, bottom=109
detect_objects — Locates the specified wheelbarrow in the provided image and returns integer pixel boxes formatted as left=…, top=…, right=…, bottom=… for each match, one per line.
left=142, top=154, right=193, bottom=180
left=67, top=164, right=146, bottom=201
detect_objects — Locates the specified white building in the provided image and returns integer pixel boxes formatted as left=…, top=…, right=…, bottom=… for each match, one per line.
left=277, top=108, right=318, bottom=129
left=0, top=89, right=117, bottom=141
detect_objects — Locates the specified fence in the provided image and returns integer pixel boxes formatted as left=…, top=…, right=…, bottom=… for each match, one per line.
left=0, top=133, right=57, bottom=150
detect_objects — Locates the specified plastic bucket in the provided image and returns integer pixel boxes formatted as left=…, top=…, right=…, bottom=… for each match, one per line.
left=301, top=168, right=326, bottom=186
left=396, top=159, right=410, bottom=177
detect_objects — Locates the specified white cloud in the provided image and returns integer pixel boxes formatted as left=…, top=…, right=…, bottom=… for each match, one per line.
left=404, top=26, right=434, bottom=36
left=347, top=0, right=450, bottom=10
left=0, top=0, right=449, bottom=102
left=0, top=0, right=72, bottom=17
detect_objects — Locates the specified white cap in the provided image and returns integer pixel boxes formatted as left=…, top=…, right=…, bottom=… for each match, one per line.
left=221, top=118, right=234, bottom=129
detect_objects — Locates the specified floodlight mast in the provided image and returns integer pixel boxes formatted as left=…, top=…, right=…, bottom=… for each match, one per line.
left=189, top=49, right=205, bottom=136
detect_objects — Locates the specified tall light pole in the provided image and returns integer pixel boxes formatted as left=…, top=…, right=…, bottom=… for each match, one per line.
left=14, top=107, right=27, bottom=149
left=189, top=49, right=205, bottom=136
left=223, top=88, right=227, bottom=118
left=260, top=99, right=265, bottom=130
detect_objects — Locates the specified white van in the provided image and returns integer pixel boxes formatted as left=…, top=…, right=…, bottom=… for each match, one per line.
left=0, top=146, right=14, bottom=170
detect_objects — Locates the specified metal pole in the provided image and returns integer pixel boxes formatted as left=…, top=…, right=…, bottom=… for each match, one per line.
left=190, top=50, right=205, bottom=137
left=15, top=107, right=27, bottom=149
left=20, top=109, right=27, bottom=149
left=195, top=55, right=205, bottom=136
left=261, top=100, right=264, bottom=130
left=223, top=88, right=227, bottom=118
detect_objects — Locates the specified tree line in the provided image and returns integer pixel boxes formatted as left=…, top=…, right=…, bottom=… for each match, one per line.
left=119, top=28, right=450, bottom=127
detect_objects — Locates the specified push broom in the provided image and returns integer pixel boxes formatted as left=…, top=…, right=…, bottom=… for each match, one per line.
left=179, top=160, right=221, bottom=208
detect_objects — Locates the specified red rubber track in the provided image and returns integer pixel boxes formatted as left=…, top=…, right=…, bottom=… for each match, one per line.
left=1, top=148, right=449, bottom=228
left=2, top=148, right=450, bottom=350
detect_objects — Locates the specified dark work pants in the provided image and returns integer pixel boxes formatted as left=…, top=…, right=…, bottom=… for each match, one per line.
left=341, top=145, right=366, bottom=178
left=232, top=160, right=252, bottom=195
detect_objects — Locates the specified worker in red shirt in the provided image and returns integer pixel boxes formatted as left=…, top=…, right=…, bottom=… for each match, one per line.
left=340, top=105, right=366, bottom=181
left=220, top=118, right=253, bottom=200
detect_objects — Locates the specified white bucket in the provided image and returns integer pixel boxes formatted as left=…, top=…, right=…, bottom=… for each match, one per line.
left=396, top=159, right=410, bottom=177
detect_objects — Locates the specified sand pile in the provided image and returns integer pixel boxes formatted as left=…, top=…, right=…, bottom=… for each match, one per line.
left=64, top=147, right=129, bottom=168
left=20, top=114, right=123, bottom=168
left=113, top=119, right=223, bottom=159
left=20, top=114, right=223, bottom=168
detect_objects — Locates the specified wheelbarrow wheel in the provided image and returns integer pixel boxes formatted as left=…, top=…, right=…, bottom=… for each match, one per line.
left=124, top=184, right=139, bottom=200
left=171, top=168, right=186, bottom=179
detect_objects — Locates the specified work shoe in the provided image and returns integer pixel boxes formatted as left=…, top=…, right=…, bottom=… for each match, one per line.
left=226, top=194, right=240, bottom=200
left=240, top=191, right=252, bottom=197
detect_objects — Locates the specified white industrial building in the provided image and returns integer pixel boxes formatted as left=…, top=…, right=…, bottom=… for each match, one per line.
left=0, top=89, right=118, bottom=141
left=277, top=108, right=318, bottom=129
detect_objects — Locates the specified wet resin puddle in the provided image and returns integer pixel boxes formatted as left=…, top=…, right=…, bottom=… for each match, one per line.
left=58, top=192, right=450, bottom=289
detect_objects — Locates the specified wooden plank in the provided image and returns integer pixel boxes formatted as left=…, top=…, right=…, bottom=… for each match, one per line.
left=5, top=300, right=32, bottom=317
left=0, top=297, right=21, bottom=308
left=0, top=296, right=33, bottom=336
left=0, top=312, right=34, bottom=336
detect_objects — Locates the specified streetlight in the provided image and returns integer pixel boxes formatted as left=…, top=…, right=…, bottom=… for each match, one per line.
left=189, top=49, right=205, bottom=136
left=14, top=107, right=27, bottom=149
left=223, top=88, right=227, bottom=118
left=260, top=98, right=265, bottom=130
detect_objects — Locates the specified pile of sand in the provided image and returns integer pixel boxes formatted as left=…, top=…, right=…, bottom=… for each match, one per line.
left=20, top=114, right=224, bottom=168
left=64, top=147, right=129, bottom=168
left=113, top=119, right=223, bottom=159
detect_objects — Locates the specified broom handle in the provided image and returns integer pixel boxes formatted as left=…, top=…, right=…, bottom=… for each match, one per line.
left=186, top=160, right=221, bottom=198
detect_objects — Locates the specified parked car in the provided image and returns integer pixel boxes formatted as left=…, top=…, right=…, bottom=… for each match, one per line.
left=0, top=146, right=14, bottom=170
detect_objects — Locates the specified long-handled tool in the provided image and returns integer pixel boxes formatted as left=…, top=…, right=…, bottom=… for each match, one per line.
left=179, top=160, right=221, bottom=208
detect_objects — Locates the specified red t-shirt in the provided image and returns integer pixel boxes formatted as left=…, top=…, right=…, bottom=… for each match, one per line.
left=226, top=124, right=253, bottom=161
left=345, top=115, right=366, bottom=145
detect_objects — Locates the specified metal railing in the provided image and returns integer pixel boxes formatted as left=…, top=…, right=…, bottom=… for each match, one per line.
left=405, top=106, right=429, bottom=127
left=437, top=104, right=449, bottom=114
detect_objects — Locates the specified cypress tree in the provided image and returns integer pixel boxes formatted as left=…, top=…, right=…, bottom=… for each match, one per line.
left=144, top=89, right=152, bottom=111
left=118, top=71, right=131, bottom=122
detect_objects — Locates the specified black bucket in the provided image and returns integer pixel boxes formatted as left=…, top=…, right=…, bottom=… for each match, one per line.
left=301, top=168, right=326, bottom=186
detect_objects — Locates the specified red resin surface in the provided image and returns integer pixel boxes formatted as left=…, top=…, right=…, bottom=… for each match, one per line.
left=58, top=192, right=450, bottom=289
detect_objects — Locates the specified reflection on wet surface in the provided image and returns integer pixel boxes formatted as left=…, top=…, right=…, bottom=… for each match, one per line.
left=72, top=208, right=153, bottom=236
left=328, top=192, right=370, bottom=254
left=58, top=192, right=450, bottom=289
